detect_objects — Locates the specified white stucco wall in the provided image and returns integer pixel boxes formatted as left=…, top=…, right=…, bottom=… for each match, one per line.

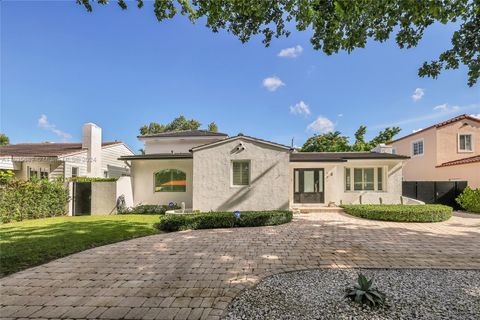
left=143, top=137, right=226, bottom=154
left=130, top=159, right=193, bottom=207
left=289, top=159, right=405, bottom=206
left=192, top=138, right=290, bottom=212
left=91, top=181, right=117, bottom=215
left=116, top=176, right=134, bottom=208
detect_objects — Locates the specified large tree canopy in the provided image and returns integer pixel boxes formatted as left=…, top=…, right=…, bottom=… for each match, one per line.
left=78, top=0, right=479, bottom=86
left=0, top=134, right=9, bottom=146
left=139, top=115, right=218, bottom=135
left=301, top=126, right=401, bottom=152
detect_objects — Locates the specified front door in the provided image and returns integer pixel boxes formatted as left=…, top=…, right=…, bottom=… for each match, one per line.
left=294, top=169, right=325, bottom=203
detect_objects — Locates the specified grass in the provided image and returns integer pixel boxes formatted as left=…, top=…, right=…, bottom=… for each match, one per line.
left=0, top=214, right=161, bottom=277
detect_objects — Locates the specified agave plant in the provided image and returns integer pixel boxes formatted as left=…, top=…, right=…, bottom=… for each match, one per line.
left=345, top=273, right=386, bottom=308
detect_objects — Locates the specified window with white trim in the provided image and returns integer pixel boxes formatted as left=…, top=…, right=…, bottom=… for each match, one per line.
left=345, top=167, right=385, bottom=192
left=412, top=139, right=424, bottom=156
left=459, top=134, right=473, bottom=152
left=232, top=160, right=250, bottom=186
left=71, top=167, right=79, bottom=177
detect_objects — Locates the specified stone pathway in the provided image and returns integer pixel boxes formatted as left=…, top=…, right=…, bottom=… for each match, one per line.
left=1, top=211, right=479, bottom=320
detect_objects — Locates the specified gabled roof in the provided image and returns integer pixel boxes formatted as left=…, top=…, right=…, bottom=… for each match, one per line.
left=138, top=130, right=228, bottom=139
left=436, top=155, right=480, bottom=168
left=290, top=152, right=409, bottom=162
left=0, top=142, right=122, bottom=157
left=190, top=134, right=293, bottom=152
left=119, top=153, right=193, bottom=160
left=389, top=114, right=480, bottom=144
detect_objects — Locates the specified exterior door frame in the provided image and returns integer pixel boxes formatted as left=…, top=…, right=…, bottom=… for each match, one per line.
left=293, top=168, right=325, bottom=204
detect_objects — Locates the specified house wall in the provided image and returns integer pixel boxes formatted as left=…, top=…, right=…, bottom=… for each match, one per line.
left=390, top=119, right=479, bottom=187
left=289, top=159, right=406, bottom=206
left=91, top=181, right=117, bottom=215
left=130, top=159, right=193, bottom=207
left=192, top=138, right=290, bottom=211
left=143, top=137, right=226, bottom=154
left=101, top=144, right=133, bottom=177
left=13, top=160, right=63, bottom=180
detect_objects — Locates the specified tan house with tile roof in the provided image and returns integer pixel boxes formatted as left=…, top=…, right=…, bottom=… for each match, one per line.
left=388, top=114, right=480, bottom=188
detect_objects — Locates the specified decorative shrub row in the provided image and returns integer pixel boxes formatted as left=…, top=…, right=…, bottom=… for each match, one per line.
left=456, top=187, right=480, bottom=213
left=0, top=179, right=70, bottom=223
left=70, top=177, right=117, bottom=182
left=119, top=204, right=180, bottom=215
left=157, top=210, right=293, bottom=232
left=341, top=204, right=452, bottom=222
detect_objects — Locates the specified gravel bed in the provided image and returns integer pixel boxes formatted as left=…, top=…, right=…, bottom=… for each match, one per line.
left=224, top=269, right=480, bottom=320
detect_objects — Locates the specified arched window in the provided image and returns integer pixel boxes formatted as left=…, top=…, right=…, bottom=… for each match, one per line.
left=154, top=169, right=186, bottom=192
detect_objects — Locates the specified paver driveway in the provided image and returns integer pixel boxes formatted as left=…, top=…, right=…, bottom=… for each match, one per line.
left=1, top=211, right=479, bottom=320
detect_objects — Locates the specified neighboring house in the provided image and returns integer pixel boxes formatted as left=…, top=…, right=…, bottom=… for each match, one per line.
left=0, top=123, right=134, bottom=180
left=120, top=130, right=412, bottom=211
left=388, top=114, right=480, bottom=188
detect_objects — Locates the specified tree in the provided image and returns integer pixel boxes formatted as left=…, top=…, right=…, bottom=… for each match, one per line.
left=301, top=126, right=401, bottom=152
left=207, top=122, right=218, bottom=133
left=0, top=134, right=9, bottom=146
left=78, top=0, right=479, bottom=86
left=140, top=115, right=218, bottom=135
left=301, top=131, right=351, bottom=152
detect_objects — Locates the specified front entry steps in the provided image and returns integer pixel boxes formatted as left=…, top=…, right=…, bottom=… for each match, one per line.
left=292, top=206, right=344, bottom=214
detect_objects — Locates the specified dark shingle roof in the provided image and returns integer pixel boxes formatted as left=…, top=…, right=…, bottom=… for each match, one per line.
left=138, top=130, right=228, bottom=139
left=119, top=153, right=193, bottom=160
left=290, top=152, right=409, bottom=162
left=436, top=155, right=480, bottom=168
left=0, top=142, right=122, bottom=157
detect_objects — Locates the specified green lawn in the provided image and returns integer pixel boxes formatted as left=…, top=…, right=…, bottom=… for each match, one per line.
left=0, top=214, right=161, bottom=277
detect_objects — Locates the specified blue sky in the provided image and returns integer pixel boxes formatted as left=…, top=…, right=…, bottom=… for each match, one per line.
left=1, top=1, right=479, bottom=152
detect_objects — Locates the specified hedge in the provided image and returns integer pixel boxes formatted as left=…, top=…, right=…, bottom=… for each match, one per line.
left=119, top=204, right=180, bottom=215
left=0, top=179, right=70, bottom=223
left=456, top=187, right=480, bottom=213
left=70, top=177, right=117, bottom=182
left=157, top=210, right=293, bottom=232
left=341, top=204, right=452, bottom=222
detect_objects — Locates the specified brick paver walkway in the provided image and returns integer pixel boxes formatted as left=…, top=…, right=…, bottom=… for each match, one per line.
left=1, top=211, right=479, bottom=320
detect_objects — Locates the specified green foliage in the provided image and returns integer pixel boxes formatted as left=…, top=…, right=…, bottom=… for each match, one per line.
left=0, top=179, right=70, bottom=223
left=78, top=1, right=478, bottom=86
left=157, top=210, right=292, bottom=232
left=0, top=170, right=15, bottom=185
left=345, top=273, right=386, bottom=308
left=0, top=214, right=160, bottom=276
left=342, top=204, right=453, bottom=222
left=301, top=131, right=351, bottom=152
left=456, top=187, right=480, bottom=213
left=120, top=204, right=180, bottom=215
left=208, top=121, right=218, bottom=133
left=0, top=133, right=9, bottom=146
left=70, top=176, right=117, bottom=182
left=301, top=126, right=401, bottom=152
left=140, top=115, right=202, bottom=135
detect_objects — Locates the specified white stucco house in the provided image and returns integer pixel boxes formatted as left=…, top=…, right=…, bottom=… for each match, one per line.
left=0, top=123, right=134, bottom=180
left=120, top=130, right=415, bottom=212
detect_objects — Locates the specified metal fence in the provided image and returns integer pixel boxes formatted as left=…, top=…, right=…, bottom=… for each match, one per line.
left=402, top=181, right=467, bottom=209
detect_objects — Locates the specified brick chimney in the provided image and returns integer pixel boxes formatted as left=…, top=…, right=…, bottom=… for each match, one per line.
left=82, top=123, right=102, bottom=177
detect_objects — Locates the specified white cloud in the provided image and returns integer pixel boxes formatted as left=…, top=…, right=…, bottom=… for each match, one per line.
left=306, top=116, right=335, bottom=134
left=289, top=101, right=311, bottom=116
left=278, top=45, right=303, bottom=58
left=38, top=114, right=72, bottom=140
left=412, top=88, right=425, bottom=102
left=412, top=128, right=423, bottom=133
left=338, top=113, right=343, bottom=117
left=433, top=103, right=460, bottom=112
left=470, top=113, right=480, bottom=119
left=262, top=76, right=285, bottom=92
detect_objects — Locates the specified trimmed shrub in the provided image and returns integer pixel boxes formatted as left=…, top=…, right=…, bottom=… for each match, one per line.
left=342, top=204, right=452, bottom=222
left=70, top=177, right=117, bottom=182
left=0, top=179, right=70, bottom=223
left=456, top=187, right=480, bottom=213
left=119, top=204, right=181, bottom=215
left=157, top=210, right=293, bottom=232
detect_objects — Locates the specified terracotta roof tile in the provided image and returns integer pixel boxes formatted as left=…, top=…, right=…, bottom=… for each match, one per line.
left=436, top=155, right=480, bottom=167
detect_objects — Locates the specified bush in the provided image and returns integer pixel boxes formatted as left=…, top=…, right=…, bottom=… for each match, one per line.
left=70, top=177, right=117, bottom=182
left=342, top=204, right=452, bottom=222
left=0, top=179, right=70, bottom=223
left=456, top=187, right=480, bottom=213
left=157, top=210, right=293, bottom=232
left=119, top=204, right=180, bottom=215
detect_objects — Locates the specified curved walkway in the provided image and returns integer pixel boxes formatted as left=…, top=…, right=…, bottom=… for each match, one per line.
left=1, top=212, right=479, bottom=320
